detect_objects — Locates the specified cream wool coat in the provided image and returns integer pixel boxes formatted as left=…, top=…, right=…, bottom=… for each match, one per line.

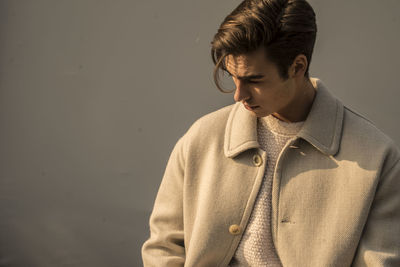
left=142, top=79, right=400, bottom=266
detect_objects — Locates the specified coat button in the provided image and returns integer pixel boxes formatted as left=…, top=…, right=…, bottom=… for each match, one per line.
left=229, top=224, right=242, bottom=235
left=252, top=154, right=262, bottom=167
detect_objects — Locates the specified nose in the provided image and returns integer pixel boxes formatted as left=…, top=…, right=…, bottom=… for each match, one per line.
left=233, top=80, right=250, bottom=102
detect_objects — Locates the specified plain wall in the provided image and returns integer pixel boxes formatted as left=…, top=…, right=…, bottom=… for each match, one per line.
left=0, top=0, right=399, bottom=266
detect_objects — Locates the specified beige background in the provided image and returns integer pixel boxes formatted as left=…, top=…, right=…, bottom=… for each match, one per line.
left=0, top=0, right=399, bottom=266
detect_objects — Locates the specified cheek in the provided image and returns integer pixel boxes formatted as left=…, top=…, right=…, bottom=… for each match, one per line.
left=253, top=88, right=272, bottom=103
left=277, top=82, right=296, bottom=99
left=253, top=82, right=273, bottom=96
left=252, top=81, right=294, bottom=104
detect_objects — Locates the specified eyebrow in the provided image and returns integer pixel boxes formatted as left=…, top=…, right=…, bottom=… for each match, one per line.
left=226, top=70, right=265, bottom=80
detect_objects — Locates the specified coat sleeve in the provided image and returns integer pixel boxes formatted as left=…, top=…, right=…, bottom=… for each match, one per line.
left=141, top=136, right=186, bottom=267
left=352, top=150, right=400, bottom=266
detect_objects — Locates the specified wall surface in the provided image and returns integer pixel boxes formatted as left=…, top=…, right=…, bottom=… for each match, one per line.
left=0, top=0, right=399, bottom=266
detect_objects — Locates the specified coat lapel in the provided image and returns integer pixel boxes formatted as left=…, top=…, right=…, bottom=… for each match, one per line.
left=224, top=102, right=259, bottom=158
left=298, top=78, right=344, bottom=156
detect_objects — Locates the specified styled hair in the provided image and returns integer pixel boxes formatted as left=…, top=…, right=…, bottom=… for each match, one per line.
left=211, top=0, right=317, bottom=92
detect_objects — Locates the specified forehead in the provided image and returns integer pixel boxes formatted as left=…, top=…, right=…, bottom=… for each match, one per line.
left=225, top=48, right=275, bottom=75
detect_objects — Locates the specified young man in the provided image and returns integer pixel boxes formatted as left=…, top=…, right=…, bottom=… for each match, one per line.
left=142, top=0, right=400, bottom=266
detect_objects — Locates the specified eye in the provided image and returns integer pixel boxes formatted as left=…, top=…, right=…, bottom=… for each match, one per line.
left=247, top=80, right=260, bottom=84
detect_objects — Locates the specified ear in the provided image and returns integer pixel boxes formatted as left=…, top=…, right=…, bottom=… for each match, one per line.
left=289, top=54, right=308, bottom=78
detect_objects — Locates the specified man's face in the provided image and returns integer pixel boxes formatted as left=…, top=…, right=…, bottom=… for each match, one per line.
left=225, top=48, right=299, bottom=119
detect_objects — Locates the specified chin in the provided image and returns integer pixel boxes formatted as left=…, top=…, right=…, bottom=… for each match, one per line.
left=254, top=111, right=270, bottom=118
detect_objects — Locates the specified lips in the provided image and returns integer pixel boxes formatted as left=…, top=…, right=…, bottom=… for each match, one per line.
left=244, top=103, right=259, bottom=111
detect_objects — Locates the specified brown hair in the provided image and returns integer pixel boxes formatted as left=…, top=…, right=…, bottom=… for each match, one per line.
left=211, top=0, right=317, bottom=92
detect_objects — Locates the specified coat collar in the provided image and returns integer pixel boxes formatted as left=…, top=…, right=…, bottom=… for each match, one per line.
left=224, top=78, right=344, bottom=158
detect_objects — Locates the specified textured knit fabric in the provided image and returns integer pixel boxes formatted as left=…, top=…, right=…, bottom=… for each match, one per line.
left=229, top=115, right=304, bottom=266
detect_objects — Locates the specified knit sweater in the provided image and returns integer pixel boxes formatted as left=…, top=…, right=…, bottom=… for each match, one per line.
left=229, top=115, right=304, bottom=266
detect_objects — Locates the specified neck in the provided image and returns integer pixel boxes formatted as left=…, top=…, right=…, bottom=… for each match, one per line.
left=273, top=77, right=316, bottom=123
